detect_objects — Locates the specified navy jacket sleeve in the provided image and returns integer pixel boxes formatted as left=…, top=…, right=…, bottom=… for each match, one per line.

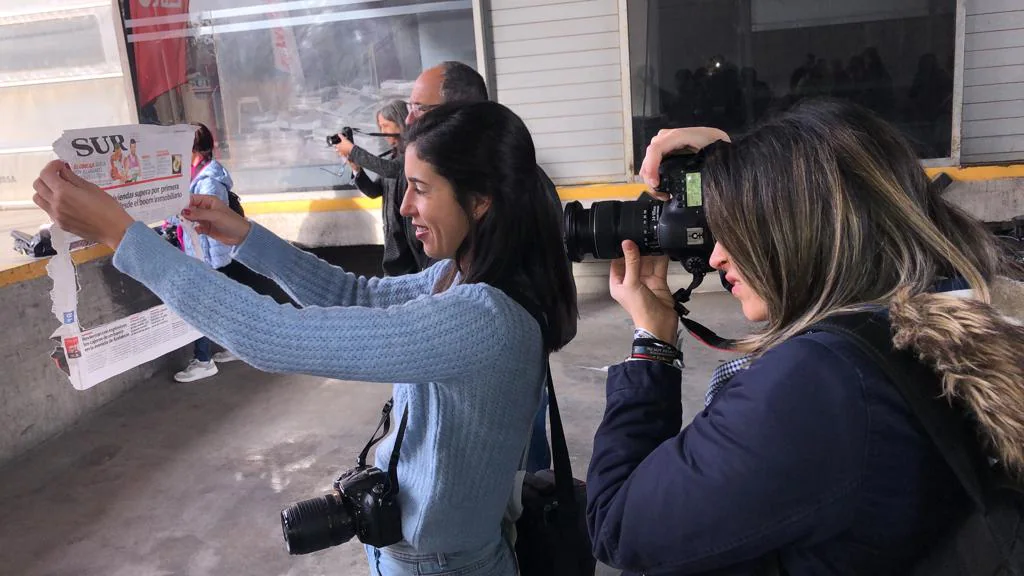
left=586, top=336, right=871, bottom=575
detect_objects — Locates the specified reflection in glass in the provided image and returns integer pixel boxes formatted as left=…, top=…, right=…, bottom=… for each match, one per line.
left=121, top=0, right=476, bottom=194
left=628, top=0, right=956, bottom=166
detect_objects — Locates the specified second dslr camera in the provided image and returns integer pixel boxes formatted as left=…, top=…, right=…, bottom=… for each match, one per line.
left=326, top=126, right=355, bottom=147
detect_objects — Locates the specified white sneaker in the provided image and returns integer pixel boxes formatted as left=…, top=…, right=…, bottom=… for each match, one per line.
left=212, top=351, right=239, bottom=363
left=174, top=359, right=219, bottom=382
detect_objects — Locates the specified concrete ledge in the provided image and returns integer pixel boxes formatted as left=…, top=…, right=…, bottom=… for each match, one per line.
left=0, top=243, right=112, bottom=287
left=943, top=177, right=1024, bottom=225
left=0, top=252, right=189, bottom=467
left=4, top=170, right=1022, bottom=283
left=573, top=259, right=728, bottom=296
left=0, top=173, right=1017, bottom=467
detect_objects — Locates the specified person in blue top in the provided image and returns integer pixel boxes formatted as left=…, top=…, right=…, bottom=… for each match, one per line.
left=587, top=99, right=1024, bottom=575
left=32, top=101, right=578, bottom=576
left=173, top=122, right=238, bottom=382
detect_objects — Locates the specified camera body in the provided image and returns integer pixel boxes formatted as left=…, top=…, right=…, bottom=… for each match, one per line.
left=280, top=464, right=403, bottom=555
left=326, top=126, right=355, bottom=147
left=563, top=150, right=715, bottom=275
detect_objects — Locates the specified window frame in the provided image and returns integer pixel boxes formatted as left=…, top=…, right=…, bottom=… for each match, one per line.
left=115, top=0, right=484, bottom=196
left=0, top=2, right=129, bottom=89
left=618, top=0, right=968, bottom=176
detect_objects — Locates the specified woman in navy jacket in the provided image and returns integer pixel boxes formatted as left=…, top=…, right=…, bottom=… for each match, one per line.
left=586, top=100, right=1024, bottom=575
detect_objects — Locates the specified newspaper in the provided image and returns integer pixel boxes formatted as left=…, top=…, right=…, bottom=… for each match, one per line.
left=47, top=124, right=204, bottom=390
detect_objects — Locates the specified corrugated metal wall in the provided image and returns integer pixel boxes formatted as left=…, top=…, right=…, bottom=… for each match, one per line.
left=488, top=0, right=629, bottom=184
left=962, top=0, right=1024, bottom=164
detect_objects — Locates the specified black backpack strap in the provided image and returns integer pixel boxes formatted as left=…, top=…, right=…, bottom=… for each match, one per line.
left=502, top=280, right=589, bottom=574
left=813, top=314, right=988, bottom=505
left=546, top=360, right=586, bottom=576
left=813, top=313, right=1008, bottom=574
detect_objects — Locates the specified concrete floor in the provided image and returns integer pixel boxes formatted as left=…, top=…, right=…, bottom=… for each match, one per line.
left=0, top=292, right=750, bottom=576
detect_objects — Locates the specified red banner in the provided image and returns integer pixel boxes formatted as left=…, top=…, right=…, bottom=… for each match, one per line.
left=130, top=0, right=190, bottom=107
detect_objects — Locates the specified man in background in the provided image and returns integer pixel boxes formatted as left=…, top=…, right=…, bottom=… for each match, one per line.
left=406, top=61, right=572, bottom=472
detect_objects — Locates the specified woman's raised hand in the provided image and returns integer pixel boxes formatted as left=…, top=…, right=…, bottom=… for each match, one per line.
left=639, top=127, right=731, bottom=200
left=609, top=240, right=678, bottom=343
left=182, top=195, right=252, bottom=246
left=33, top=160, right=134, bottom=249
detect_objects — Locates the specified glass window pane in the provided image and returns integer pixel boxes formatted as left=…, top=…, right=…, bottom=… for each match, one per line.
left=0, top=17, right=105, bottom=73
left=0, top=6, right=121, bottom=84
left=628, top=0, right=957, bottom=166
left=122, top=0, right=477, bottom=194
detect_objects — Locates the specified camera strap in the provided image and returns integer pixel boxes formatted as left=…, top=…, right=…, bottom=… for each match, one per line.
left=352, top=128, right=400, bottom=138
left=387, top=405, right=410, bottom=496
left=357, top=399, right=393, bottom=468
left=357, top=398, right=410, bottom=495
left=680, top=316, right=737, bottom=351
left=673, top=273, right=739, bottom=351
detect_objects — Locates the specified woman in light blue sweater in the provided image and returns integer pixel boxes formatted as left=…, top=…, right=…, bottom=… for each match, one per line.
left=32, top=102, right=578, bottom=575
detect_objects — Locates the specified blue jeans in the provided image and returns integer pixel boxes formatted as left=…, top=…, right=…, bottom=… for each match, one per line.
left=364, top=537, right=516, bottom=576
left=526, top=389, right=550, bottom=473
left=194, top=337, right=212, bottom=362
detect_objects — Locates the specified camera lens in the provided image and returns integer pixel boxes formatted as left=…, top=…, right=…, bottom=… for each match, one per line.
left=326, top=134, right=341, bottom=146
left=563, top=200, right=660, bottom=261
left=280, top=493, right=355, bottom=555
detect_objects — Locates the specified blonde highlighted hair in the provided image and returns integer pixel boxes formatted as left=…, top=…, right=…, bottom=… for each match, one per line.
left=703, top=99, right=1012, bottom=353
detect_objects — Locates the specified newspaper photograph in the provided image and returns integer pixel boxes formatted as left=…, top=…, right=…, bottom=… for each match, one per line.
left=47, top=124, right=204, bottom=390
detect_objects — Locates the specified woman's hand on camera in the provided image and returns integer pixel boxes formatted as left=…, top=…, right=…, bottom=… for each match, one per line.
left=335, top=137, right=355, bottom=158
left=610, top=240, right=678, bottom=343
left=182, top=195, right=252, bottom=246
left=640, top=127, right=730, bottom=199
left=33, top=160, right=134, bottom=249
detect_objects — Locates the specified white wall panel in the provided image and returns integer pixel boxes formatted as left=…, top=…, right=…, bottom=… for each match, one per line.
left=961, top=0, right=1024, bottom=163
left=488, top=0, right=629, bottom=182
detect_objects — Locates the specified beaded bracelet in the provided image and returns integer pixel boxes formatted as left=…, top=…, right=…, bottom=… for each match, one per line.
left=628, top=329, right=683, bottom=369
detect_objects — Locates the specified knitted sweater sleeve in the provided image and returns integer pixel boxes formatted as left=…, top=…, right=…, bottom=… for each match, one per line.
left=231, top=222, right=439, bottom=309
left=113, top=222, right=524, bottom=383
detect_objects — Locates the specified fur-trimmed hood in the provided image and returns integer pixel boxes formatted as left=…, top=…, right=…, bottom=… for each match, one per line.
left=889, top=277, right=1024, bottom=478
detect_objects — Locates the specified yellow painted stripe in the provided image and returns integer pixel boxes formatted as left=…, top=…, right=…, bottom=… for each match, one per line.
left=559, top=183, right=647, bottom=201
left=243, top=195, right=382, bottom=215
left=241, top=183, right=648, bottom=216
left=925, top=164, right=1024, bottom=181
left=0, top=243, right=112, bottom=288
left=241, top=165, right=1024, bottom=215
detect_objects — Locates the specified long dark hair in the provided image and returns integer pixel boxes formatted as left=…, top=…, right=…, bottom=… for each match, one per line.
left=405, top=101, right=578, bottom=352
left=192, top=122, right=214, bottom=161
left=702, top=98, right=1007, bottom=352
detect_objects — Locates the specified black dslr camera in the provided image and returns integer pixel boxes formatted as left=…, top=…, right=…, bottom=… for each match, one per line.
left=563, top=147, right=737, bottom=347
left=563, top=149, right=715, bottom=277
left=280, top=465, right=402, bottom=554
left=280, top=401, right=407, bottom=555
left=326, top=126, right=354, bottom=147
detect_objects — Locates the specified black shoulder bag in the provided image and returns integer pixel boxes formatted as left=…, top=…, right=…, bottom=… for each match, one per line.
left=514, top=361, right=597, bottom=576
